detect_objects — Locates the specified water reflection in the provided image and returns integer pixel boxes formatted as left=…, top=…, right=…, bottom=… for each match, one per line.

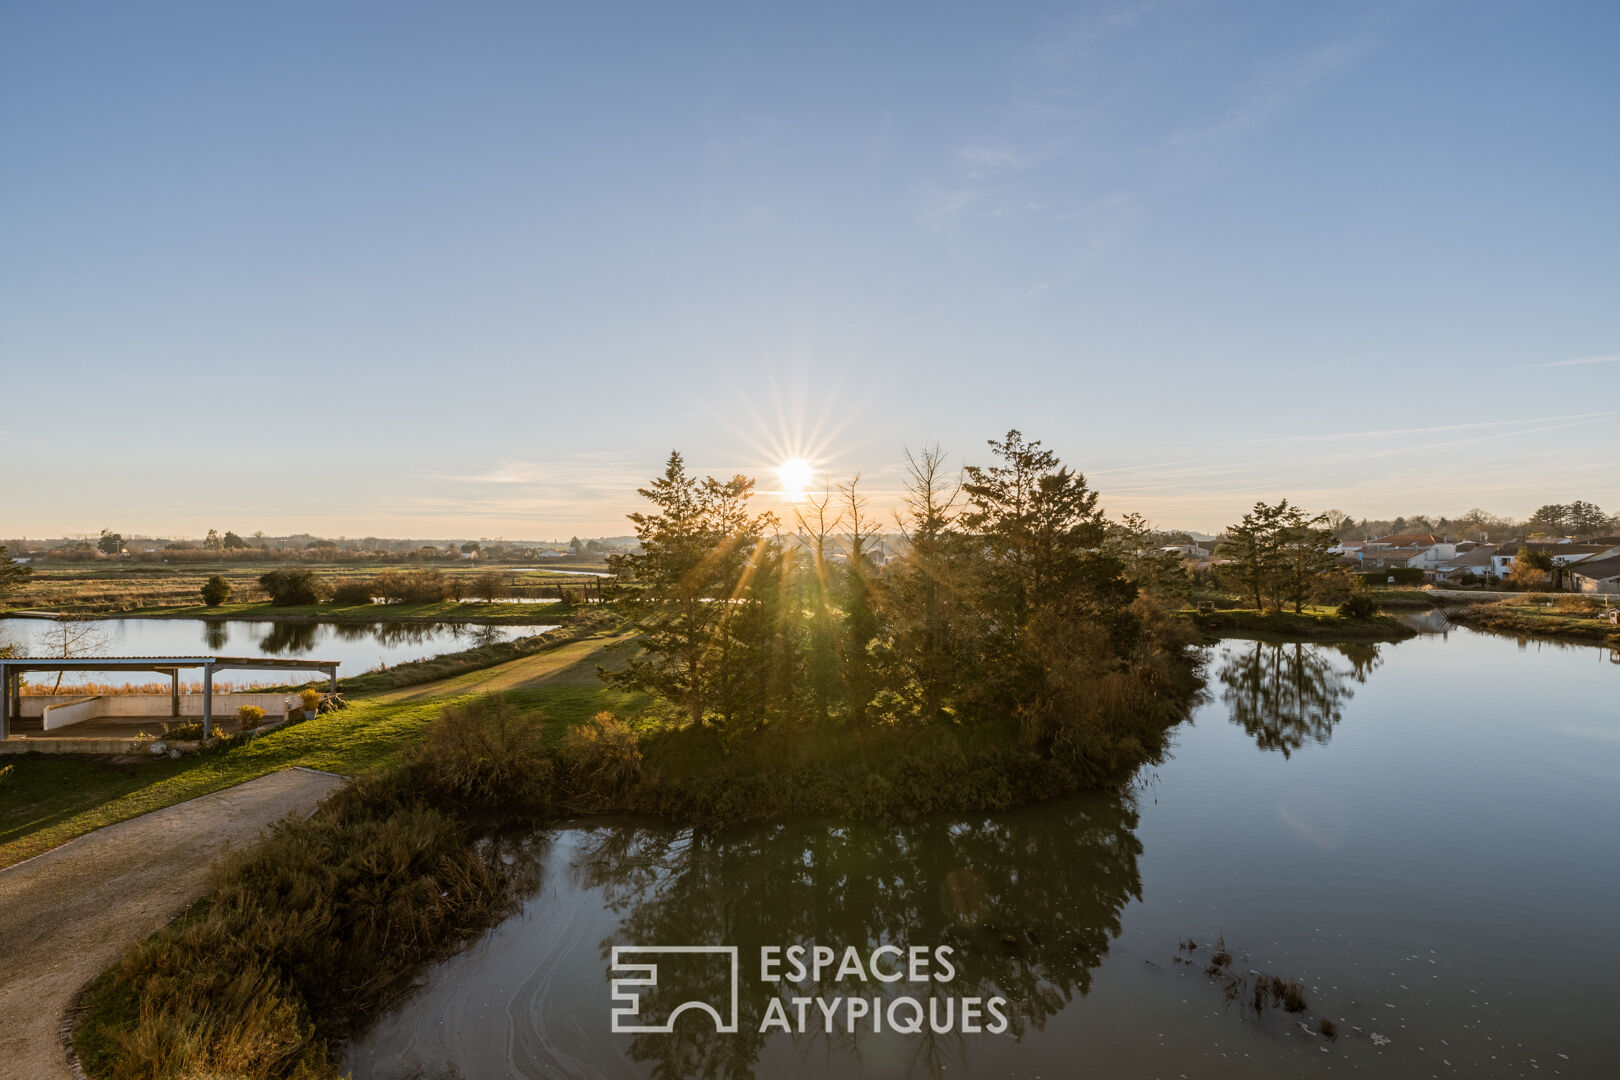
left=202, top=619, right=228, bottom=651
left=260, top=620, right=321, bottom=655
left=573, top=794, right=1143, bottom=1077
left=250, top=620, right=509, bottom=656
left=1216, top=641, right=1380, bottom=757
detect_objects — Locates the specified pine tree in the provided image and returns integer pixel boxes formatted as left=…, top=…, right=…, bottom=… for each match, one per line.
left=608, top=452, right=774, bottom=726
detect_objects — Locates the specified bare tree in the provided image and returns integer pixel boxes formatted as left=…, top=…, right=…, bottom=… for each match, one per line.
left=794, top=489, right=844, bottom=722
left=473, top=571, right=506, bottom=603
left=793, top=486, right=844, bottom=572
left=838, top=474, right=879, bottom=722
left=39, top=619, right=112, bottom=692
left=896, top=443, right=960, bottom=545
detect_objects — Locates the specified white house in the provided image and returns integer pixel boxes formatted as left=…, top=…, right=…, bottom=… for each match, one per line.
left=1492, top=542, right=1619, bottom=578
left=1405, top=543, right=1460, bottom=570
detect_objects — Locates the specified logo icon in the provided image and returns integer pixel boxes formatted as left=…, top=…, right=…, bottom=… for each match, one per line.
left=610, top=945, right=740, bottom=1034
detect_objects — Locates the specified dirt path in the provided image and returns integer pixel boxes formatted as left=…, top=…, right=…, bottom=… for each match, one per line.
left=374, top=630, right=638, bottom=702
left=0, top=767, right=347, bottom=1080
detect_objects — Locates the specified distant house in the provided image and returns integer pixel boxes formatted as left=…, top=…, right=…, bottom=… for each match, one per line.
left=1373, top=533, right=1445, bottom=549
left=1570, top=555, right=1620, bottom=595
left=1433, top=546, right=1498, bottom=582
left=1492, top=542, right=1618, bottom=578
left=1359, top=547, right=1422, bottom=570
left=1161, top=543, right=1212, bottom=560
left=1405, top=543, right=1461, bottom=570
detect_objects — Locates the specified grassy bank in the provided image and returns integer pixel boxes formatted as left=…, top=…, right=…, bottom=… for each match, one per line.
left=72, top=705, right=557, bottom=1080
left=8, top=597, right=598, bottom=624
left=1188, top=608, right=1416, bottom=643
left=1448, top=599, right=1620, bottom=646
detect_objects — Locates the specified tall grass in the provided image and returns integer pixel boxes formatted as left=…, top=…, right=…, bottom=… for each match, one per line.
left=74, top=701, right=554, bottom=1080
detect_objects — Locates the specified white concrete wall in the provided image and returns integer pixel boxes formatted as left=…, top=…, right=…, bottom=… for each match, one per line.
left=95, top=693, right=295, bottom=718
left=41, top=697, right=103, bottom=731
left=23, top=692, right=295, bottom=730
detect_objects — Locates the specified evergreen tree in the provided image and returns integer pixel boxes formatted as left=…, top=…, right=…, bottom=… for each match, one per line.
left=608, top=452, right=774, bottom=726
left=1275, top=505, right=1335, bottom=613
left=0, top=546, right=31, bottom=598
left=1220, top=500, right=1290, bottom=610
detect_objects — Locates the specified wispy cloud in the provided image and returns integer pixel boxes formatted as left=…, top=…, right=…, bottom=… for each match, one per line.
left=1165, top=36, right=1373, bottom=151
left=957, top=144, right=1028, bottom=172
left=1535, top=353, right=1620, bottom=368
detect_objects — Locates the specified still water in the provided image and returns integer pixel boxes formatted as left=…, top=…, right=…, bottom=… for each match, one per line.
left=0, top=617, right=557, bottom=686
left=346, top=630, right=1619, bottom=1079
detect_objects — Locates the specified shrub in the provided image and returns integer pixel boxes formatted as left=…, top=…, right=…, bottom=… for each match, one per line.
left=560, top=711, right=643, bottom=803
left=1338, top=591, right=1377, bottom=619
left=200, top=575, right=233, bottom=608
left=237, top=705, right=265, bottom=731
left=328, top=579, right=376, bottom=606
left=297, top=688, right=323, bottom=712
left=160, top=721, right=207, bottom=741
left=408, top=696, right=555, bottom=809
left=257, top=569, right=322, bottom=606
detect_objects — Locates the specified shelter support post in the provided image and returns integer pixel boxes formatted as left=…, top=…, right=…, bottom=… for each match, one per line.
left=1, top=666, right=10, bottom=740
left=328, top=665, right=337, bottom=693
left=170, top=670, right=180, bottom=717
left=202, top=664, right=213, bottom=739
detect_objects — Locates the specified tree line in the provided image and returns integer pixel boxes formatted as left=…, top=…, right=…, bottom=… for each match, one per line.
left=1327, top=500, right=1615, bottom=542
left=606, top=432, right=1200, bottom=774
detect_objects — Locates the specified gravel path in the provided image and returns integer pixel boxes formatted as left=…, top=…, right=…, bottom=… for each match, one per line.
left=0, top=767, right=347, bottom=1080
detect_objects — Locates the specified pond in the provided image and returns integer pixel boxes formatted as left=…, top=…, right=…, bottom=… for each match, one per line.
left=0, top=617, right=558, bottom=686
left=345, top=629, right=1618, bottom=1079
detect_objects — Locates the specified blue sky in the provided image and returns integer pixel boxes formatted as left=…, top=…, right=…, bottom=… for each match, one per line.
left=2, top=1, right=1616, bottom=538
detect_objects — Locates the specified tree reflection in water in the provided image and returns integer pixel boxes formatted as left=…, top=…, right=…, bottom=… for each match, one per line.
left=254, top=621, right=509, bottom=656
left=259, top=620, right=319, bottom=655
left=1217, top=640, right=1382, bottom=757
left=201, top=619, right=228, bottom=651
left=571, top=794, right=1143, bottom=1078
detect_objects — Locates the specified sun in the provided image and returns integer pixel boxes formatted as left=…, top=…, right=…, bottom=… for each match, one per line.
left=776, top=457, right=815, bottom=501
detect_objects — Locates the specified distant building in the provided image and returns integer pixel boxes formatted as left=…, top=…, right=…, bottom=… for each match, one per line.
left=1569, top=555, right=1620, bottom=595
left=1371, top=533, right=1445, bottom=549
left=1492, top=542, right=1618, bottom=578
left=1432, top=546, right=1498, bottom=582
left=1161, top=543, right=1212, bottom=559
left=1358, top=547, right=1422, bottom=570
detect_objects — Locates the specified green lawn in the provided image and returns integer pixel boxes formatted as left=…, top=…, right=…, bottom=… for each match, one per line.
left=1185, top=605, right=1416, bottom=642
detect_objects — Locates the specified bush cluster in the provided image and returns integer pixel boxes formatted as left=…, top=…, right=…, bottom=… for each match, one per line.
left=257, top=569, right=322, bottom=606
left=328, top=580, right=376, bottom=605
left=372, top=570, right=452, bottom=604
